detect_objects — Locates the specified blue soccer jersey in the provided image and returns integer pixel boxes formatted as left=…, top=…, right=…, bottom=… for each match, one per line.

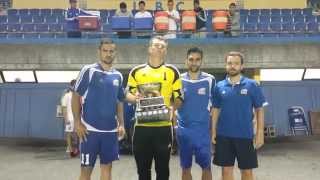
left=75, top=63, right=125, bottom=132
left=177, top=72, right=216, bottom=130
left=212, top=76, right=268, bottom=139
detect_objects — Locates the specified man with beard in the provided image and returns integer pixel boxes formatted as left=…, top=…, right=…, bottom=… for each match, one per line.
left=175, top=47, right=215, bottom=180
left=211, top=52, right=268, bottom=180
left=72, top=38, right=135, bottom=180
left=127, top=36, right=183, bottom=180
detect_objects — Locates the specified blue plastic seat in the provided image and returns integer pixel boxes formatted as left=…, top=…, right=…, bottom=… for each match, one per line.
left=302, top=8, right=313, bottom=16
left=18, top=9, right=29, bottom=16
left=22, top=24, right=35, bottom=32
left=282, top=16, right=293, bottom=23
left=240, top=16, right=247, bottom=24
left=7, top=15, right=20, bottom=23
left=35, top=24, right=49, bottom=32
left=7, top=24, right=21, bottom=32
left=260, top=9, right=270, bottom=16
left=305, top=15, right=316, bottom=23
left=7, top=9, right=18, bottom=16
left=29, top=9, right=40, bottom=16
left=270, top=23, right=281, bottom=32
left=49, top=24, right=63, bottom=32
left=133, top=17, right=153, bottom=30
left=40, top=9, right=52, bottom=16
left=240, top=9, right=249, bottom=16
left=39, top=33, right=55, bottom=38
left=259, top=16, right=270, bottom=23
left=257, top=23, right=269, bottom=32
left=292, top=8, right=302, bottom=16
left=295, top=22, right=306, bottom=32
left=23, top=33, right=39, bottom=39
left=20, top=15, right=33, bottom=24
left=45, top=16, right=57, bottom=24
left=0, top=24, right=7, bottom=32
left=33, top=15, right=45, bottom=23
left=100, top=9, right=108, bottom=17
left=0, top=16, right=7, bottom=24
left=243, top=23, right=256, bottom=32
left=281, top=9, right=292, bottom=16
left=293, top=15, right=305, bottom=23
left=307, top=22, right=319, bottom=32
left=282, top=23, right=294, bottom=32
left=249, top=9, right=259, bottom=16
left=108, top=9, right=117, bottom=17
left=247, top=15, right=258, bottom=23
left=271, top=9, right=280, bottom=16
left=52, top=9, right=64, bottom=17
left=7, top=32, right=23, bottom=38
left=271, top=16, right=281, bottom=23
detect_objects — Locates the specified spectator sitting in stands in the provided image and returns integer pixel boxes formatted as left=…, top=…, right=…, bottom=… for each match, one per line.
left=193, top=0, right=207, bottom=38
left=134, top=1, right=153, bottom=38
left=65, top=0, right=91, bottom=38
left=225, top=2, right=240, bottom=37
left=0, top=3, right=7, bottom=16
left=164, top=0, right=180, bottom=39
left=115, top=2, right=133, bottom=38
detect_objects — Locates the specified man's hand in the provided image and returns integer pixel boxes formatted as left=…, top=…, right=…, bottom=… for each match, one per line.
left=254, top=131, right=264, bottom=149
left=118, top=125, right=126, bottom=140
left=75, top=121, right=88, bottom=143
left=211, top=129, right=217, bottom=144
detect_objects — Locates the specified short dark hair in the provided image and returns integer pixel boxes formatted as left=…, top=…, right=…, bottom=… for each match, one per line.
left=138, top=1, right=146, bottom=6
left=194, top=0, right=200, bottom=5
left=120, top=2, right=127, bottom=9
left=99, top=38, right=115, bottom=49
left=225, top=51, right=244, bottom=64
left=168, top=0, right=174, bottom=4
left=70, top=79, right=76, bottom=86
left=69, top=0, right=77, bottom=3
left=187, top=47, right=203, bottom=59
left=229, top=3, right=236, bottom=8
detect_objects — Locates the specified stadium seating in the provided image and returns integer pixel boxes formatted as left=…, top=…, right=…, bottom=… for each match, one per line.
left=0, top=8, right=319, bottom=39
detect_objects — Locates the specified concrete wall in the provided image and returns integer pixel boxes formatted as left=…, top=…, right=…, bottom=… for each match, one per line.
left=0, top=39, right=319, bottom=70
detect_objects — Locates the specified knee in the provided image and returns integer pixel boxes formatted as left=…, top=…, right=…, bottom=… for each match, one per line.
left=222, top=167, right=233, bottom=176
left=241, top=169, right=253, bottom=177
left=182, top=168, right=191, bottom=175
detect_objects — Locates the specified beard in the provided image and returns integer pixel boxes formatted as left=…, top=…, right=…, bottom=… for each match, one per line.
left=189, top=66, right=200, bottom=73
left=227, top=69, right=241, bottom=77
left=101, top=57, right=114, bottom=64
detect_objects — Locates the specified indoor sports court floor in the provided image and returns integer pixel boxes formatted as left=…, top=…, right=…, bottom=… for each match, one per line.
left=0, top=137, right=319, bottom=180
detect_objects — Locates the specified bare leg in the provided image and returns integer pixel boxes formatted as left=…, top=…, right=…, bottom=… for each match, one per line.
left=241, top=169, right=254, bottom=180
left=202, top=168, right=212, bottom=180
left=182, top=168, right=192, bottom=180
left=79, top=166, right=93, bottom=180
left=222, top=166, right=234, bottom=180
left=100, top=163, right=112, bottom=180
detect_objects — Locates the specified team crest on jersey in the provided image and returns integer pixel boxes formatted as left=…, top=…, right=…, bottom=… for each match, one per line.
left=240, top=88, right=248, bottom=95
left=198, top=88, right=206, bottom=95
left=113, top=80, right=119, bottom=86
left=222, top=90, right=226, bottom=95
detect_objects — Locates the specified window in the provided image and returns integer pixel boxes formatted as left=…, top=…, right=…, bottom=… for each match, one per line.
left=35, top=71, right=79, bottom=83
left=260, top=69, right=304, bottom=81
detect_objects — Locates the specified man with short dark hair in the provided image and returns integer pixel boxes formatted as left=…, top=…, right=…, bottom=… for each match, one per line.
left=176, top=47, right=215, bottom=180
left=226, top=3, right=240, bottom=37
left=72, top=38, right=135, bottom=180
left=115, top=1, right=133, bottom=38
left=134, top=1, right=153, bottom=38
left=212, top=51, right=268, bottom=180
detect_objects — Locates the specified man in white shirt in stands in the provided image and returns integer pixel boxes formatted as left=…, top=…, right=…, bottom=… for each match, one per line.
left=164, top=0, right=180, bottom=39
left=134, top=0, right=153, bottom=38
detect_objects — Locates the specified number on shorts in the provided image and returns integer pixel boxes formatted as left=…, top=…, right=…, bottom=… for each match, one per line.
left=81, top=153, right=90, bottom=165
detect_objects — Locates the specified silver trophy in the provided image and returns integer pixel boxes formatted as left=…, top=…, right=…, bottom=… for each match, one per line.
left=135, top=83, right=171, bottom=123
